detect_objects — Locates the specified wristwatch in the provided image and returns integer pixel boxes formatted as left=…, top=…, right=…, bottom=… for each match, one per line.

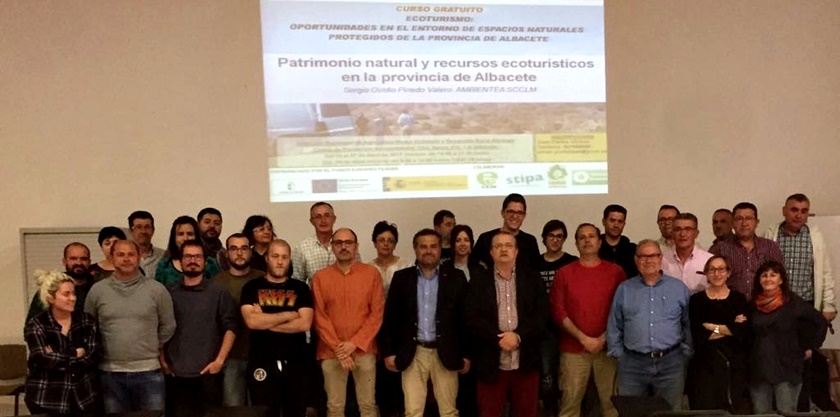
left=714, top=325, right=720, bottom=335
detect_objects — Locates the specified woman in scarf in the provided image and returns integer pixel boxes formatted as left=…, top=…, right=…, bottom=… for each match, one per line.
left=749, top=260, right=827, bottom=414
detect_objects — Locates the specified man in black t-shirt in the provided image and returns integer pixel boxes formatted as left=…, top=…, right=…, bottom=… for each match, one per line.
left=241, top=239, right=314, bottom=417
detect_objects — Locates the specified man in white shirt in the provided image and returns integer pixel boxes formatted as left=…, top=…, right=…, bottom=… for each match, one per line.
left=661, top=213, right=713, bottom=293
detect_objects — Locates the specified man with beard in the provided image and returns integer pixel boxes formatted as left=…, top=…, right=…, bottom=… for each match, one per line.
left=241, top=239, right=314, bottom=417
left=313, top=228, right=385, bottom=417
left=214, top=233, right=265, bottom=406
left=380, top=229, right=469, bottom=417
left=128, top=210, right=165, bottom=279
left=25, top=242, right=94, bottom=324
left=162, top=240, right=237, bottom=417
left=198, top=207, right=227, bottom=269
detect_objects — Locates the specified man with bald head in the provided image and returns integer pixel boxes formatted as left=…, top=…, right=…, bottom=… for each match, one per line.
left=241, top=239, right=314, bottom=417
left=85, top=240, right=176, bottom=414
left=312, top=228, right=385, bottom=417
left=26, top=242, right=94, bottom=323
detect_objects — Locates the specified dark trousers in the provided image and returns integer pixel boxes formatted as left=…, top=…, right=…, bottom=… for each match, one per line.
left=249, top=358, right=309, bottom=417
left=165, top=374, right=223, bottom=417
left=457, top=370, right=479, bottom=417
left=798, top=350, right=839, bottom=411
left=476, top=370, right=539, bottom=417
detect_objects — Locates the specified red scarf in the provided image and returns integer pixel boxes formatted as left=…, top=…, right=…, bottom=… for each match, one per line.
left=755, top=288, right=785, bottom=313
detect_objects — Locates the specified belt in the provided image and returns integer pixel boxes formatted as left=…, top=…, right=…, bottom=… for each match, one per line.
left=628, top=344, right=679, bottom=359
left=416, top=340, right=439, bottom=349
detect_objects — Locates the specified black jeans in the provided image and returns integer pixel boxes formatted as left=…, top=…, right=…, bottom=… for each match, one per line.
left=248, top=358, right=310, bottom=417
left=165, top=373, right=223, bottom=417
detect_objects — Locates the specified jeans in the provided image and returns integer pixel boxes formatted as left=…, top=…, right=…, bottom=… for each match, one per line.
left=750, top=381, right=802, bottom=414
left=223, top=358, right=249, bottom=406
left=101, top=370, right=166, bottom=413
left=616, top=350, right=687, bottom=410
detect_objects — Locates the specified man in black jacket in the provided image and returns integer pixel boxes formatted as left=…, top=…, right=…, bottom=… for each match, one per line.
left=379, top=229, right=470, bottom=417
left=465, top=230, right=548, bottom=417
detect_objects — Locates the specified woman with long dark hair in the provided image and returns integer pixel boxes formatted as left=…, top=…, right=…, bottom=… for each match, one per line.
left=749, top=260, right=827, bottom=414
left=155, top=216, right=221, bottom=286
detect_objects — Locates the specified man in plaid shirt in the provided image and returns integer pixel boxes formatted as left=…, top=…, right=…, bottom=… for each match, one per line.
left=764, top=193, right=836, bottom=412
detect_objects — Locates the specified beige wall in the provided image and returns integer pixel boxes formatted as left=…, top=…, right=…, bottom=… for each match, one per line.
left=2, top=0, right=838, bottom=342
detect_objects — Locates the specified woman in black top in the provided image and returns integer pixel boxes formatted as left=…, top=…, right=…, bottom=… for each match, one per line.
left=687, top=255, right=749, bottom=413
left=749, top=260, right=827, bottom=414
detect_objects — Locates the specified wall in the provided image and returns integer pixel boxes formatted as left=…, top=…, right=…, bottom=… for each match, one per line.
left=1, top=0, right=838, bottom=343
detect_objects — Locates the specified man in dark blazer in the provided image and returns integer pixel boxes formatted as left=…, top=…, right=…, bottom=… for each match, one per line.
left=379, top=228, right=470, bottom=417
left=465, top=230, right=548, bottom=417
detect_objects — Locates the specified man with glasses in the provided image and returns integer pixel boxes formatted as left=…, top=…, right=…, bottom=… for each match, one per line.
left=655, top=205, right=680, bottom=254
left=661, top=213, right=713, bottom=293
left=162, top=240, right=237, bottom=417
left=710, top=202, right=783, bottom=297
left=471, top=193, right=541, bottom=269
left=466, top=231, right=548, bottom=417
left=294, top=202, right=359, bottom=285
left=213, top=233, right=265, bottom=406
left=312, top=228, right=385, bottom=417
left=607, top=240, right=692, bottom=410
left=128, top=210, right=165, bottom=279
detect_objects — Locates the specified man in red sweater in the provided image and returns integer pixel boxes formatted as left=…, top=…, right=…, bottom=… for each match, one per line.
left=549, top=223, right=625, bottom=417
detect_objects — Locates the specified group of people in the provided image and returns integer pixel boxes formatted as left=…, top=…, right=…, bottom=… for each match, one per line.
left=22, top=192, right=835, bottom=417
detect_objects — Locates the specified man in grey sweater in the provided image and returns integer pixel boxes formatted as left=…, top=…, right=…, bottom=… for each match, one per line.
left=85, top=240, right=176, bottom=414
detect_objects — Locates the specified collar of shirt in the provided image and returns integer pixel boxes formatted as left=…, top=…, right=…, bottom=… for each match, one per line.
left=179, top=277, right=208, bottom=291
left=780, top=223, right=809, bottom=238
left=332, top=260, right=361, bottom=276
left=494, top=266, right=517, bottom=280
left=416, top=264, right=440, bottom=280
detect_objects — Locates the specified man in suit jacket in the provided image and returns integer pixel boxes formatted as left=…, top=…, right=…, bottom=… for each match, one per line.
left=465, top=230, right=548, bottom=417
left=379, top=228, right=470, bottom=417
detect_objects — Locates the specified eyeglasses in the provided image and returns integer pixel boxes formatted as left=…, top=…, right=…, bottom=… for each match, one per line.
left=706, top=267, right=728, bottom=275
left=492, top=243, right=516, bottom=250
left=504, top=210, right=526, bottom=217
left=636, top=253, right=662, bottom=260
left=545, top=233, right=565, bottom=240
left=182, top=254, right=204, bottom=261
left=331, top=240, right=357, bottom=247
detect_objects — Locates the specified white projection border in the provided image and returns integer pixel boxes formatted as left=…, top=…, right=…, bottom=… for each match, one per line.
left=262, top=0, right=606, bottom=202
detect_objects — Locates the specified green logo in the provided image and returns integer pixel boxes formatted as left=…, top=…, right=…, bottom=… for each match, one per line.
left=477, top=172, right=498, bottom=188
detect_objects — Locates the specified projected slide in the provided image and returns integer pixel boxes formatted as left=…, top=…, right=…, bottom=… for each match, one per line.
left=262, top=0, right=606, bottom=202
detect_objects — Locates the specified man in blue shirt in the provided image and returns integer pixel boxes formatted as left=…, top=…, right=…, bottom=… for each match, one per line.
left=607, top=239, right=692, bottom=410
left=380, top=229, right=469, bottom=417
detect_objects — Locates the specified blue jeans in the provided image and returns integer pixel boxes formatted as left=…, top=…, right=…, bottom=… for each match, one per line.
left=616, top=350, right=687, bottom=410
left=750, top=381, right=802, bottom=414
left=223, top=358, right=248, bottom=406
left=101, top=370, right=166, bottom=413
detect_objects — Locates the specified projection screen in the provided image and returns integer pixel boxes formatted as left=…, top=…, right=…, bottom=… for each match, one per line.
left=262, top=0, right=606, bottom=202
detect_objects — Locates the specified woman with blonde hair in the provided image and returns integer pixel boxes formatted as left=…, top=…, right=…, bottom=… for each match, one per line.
left=24, top=270, right=100, bottom=416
